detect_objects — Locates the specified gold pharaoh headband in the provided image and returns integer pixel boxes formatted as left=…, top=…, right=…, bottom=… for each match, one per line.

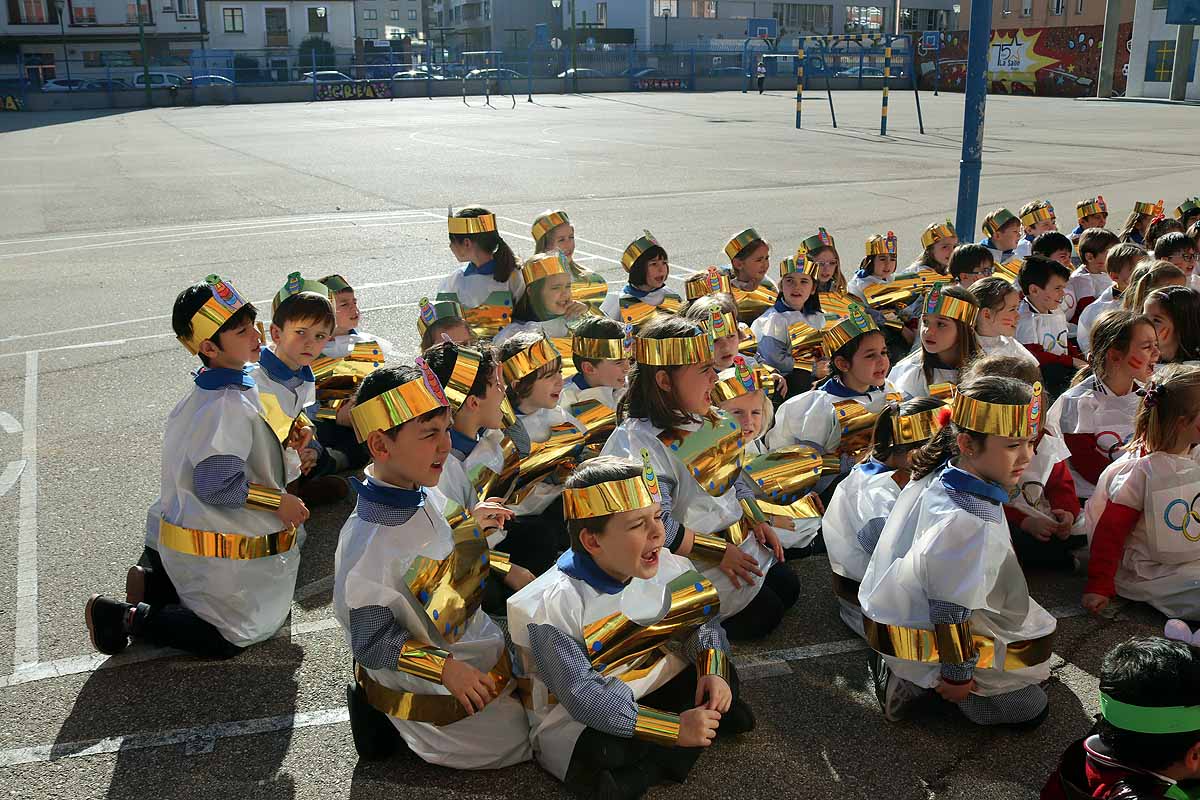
left=320, top=274, right=352, bottom=293
left=712, top=356, right=771, bottom=403
left=447, top=211, right=497, bottom=235
left=922, top=283, right=979, bottom=327
left=684, top=267, right=733, bottom=300
left=521, top=251, right=569, bottom=285
left=621, top=230, right=661, bottom=272
left=1133, top=200, right=1164, bottom=217
left=634, top=330, right=714, bottom=366
left=572, top=329, right=631, bottom=360
left=797, top=227, right=835, bottom=254
left=725, top=228, right=763, bottom=261
left=531, top=209, right=570, bottom=243
left=822, top=303, right=879, bottom=354
left=780, top=252, right=819, bottom=278
left=921, top=220, right=956, bottom=249
left=1019, top=204, right=1056, bottom=228
left=442, top=344, right=484, bottom=411
left=179, top=275, right=251, bottom=355
left=982, top=209, right=1018, bottom=237
left=866, top=231, right=898, bottom=257
left=890, top=403, right=947, bottom=445
left=562, top=450, right=661, bottom=520
left=1177, top=198, right=1200, bottom=220
left=501, top=335, right=561, bottom=383
left=1076, top=196, right=1108, bottom=220
left=416, top=297, right=464, bottom=335
left=274, top=271, right=332, bottom=311
left=350, top=357, right=450, bottom=442
left=950, top=382, right=1042, bottom=439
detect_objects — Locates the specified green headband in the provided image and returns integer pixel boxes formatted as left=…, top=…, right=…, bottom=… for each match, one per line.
left=1100, top=693, right=1200, bottom=734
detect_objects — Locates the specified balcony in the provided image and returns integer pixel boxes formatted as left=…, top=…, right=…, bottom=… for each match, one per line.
left=265, top=30, right=290, bottom=47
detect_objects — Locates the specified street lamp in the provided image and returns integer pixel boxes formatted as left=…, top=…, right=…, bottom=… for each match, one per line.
left=662, top=7, right=669, bottom=48
left=53, top=0, right=71, bottom=85
left=315, top=5, right=327, bottom=41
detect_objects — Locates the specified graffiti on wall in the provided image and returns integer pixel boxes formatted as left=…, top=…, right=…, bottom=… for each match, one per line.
left=1, top=94, right=23, bottom=111
left=914, top=23, right=1133, bottom=96
left=316, top=81, right=392, bottom=101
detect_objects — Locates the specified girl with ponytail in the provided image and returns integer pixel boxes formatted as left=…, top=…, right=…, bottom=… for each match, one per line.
left=439, top=206, right=525, bottom=339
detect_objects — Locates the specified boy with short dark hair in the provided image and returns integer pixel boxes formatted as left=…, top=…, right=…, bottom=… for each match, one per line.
left=1031, top=231, right=1074, bottom=268
left=1073, top=196, right=1110, bottom=244
left=508, top=455, right=752, bottom=797
left=1154, top=232, right=1200, bottom=288
left=1043, top=633, right=1200, bottom=800
left=1177, top=197, right=1200, bottom=229
left=980, top=208, right=1023, bottom=269
left=561, top=315, right=630, bottom=418
left=948, top=243, right=996, bottom=288
left=85, top=276, right=309, bottom=658
left=1077, top=241, right=1145, bottom=355
left=1017, top=256, right=1082, bottom=402
left=1064, top=228, right=1121, bottom=331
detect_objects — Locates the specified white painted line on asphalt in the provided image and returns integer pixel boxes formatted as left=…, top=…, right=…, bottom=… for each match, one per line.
left=14, top=352, right=39, bottom=669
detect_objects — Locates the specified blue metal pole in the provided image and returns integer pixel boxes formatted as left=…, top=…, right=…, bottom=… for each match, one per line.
left=527, top=42, right=534, bottom=102
left=955, top=0, right=992, bottom=242
left=742, top=37, right=749, bottom=93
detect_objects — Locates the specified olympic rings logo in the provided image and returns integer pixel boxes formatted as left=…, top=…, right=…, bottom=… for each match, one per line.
left=1041, top=330, right=1068, bottom=351
left=1163, top=493, right=1200, bottom=542
left=1094, top=430, right=1132, bottom=461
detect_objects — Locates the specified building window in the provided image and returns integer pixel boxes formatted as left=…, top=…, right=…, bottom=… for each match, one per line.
left=407, top=7, right=415, bottom=18
left=844, top=4, right=883, bottom=32
left=307, top=6, right=327, bottom=31
left=1001, top=0, right=1010, bottom=12
left=362, top=8, right=376, bottom=18
left=772, top=3, right=832, bottom=33
left=1076, top=0, right=1083, bottom=11
left=1050, top=0, right=1063, bottom=14
left=126, top=2, right=151, bottom=22
left=1144, top=39, right=1198, bottom=82
left=653, top=0, right=678, bottom=16
left=1152, top=0, right=1166, bottom=8
left=176, top=0, right=195, bottom=18
left=72, top=4, right=97, bottom=23
left=1021, top=0, right=1031, bottom=15
left=18, top=0, right=50, bottom=23
left=386, top=24, right=403, bottom=36
left=692, top=0, right=716, bottom=16
left=389, top=8, right=398, bottom=18
left=222, top=6, right=243, bottom=31
left=363, top=26, right=377, bottom=37
left=596, top=1, right=607, bottom=24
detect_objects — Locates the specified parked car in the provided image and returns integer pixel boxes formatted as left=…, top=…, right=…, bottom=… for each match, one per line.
left=708, top=66, right=748, bottom=77
left=91, top=77, right=130, bottom=90
left=392, top=70, right=445, bottom=80
left=131, top=71, right=187, bottom=88
left=619, top=67, right=660, bottom=78
left=556, top=67, right=605, bottom=78
left=41, top=78, right=102, bottom=92
left=463, top=68, right=523, bottom=81
left=834, top=65, right=907, bottom=78
left=187, top=75, right=234, bottom=86
left=299, top=71, right=354, bottom=83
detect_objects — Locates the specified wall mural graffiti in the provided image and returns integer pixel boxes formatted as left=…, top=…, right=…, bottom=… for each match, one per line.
left=316, top=81, right=392, bottom=101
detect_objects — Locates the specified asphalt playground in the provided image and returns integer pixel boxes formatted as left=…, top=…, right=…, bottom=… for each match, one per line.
left=1, top=87, right=1199, bottom=800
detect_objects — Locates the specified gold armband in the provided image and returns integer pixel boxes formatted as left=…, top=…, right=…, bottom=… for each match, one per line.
left=697, top=649, right=730, bottom=682
left=689, top=533, right=729, bottom=560
left=739, top=497, right=767, bottom=525
left=396, top=641, right=452, bottom=683
left=245, top=483, right=283, bottom=511
left=933, top=622, right=978, bottom=665
left=633, top=706, right=681, bottom=746
left=487, top=550, right=513, bottom=576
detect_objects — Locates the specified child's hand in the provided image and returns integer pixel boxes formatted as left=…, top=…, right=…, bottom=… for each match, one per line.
left=770, top=514, right=795, bottom=531
left=471, top=500, right=513, bottom=532
left=694, top=674, right=732, bottom=712
left=564, top=300, right=588, bottom=319
left=1021, top=516, right=1056, bottom=542
left=811, top=359, right=830, bottom=380
left=335, top=398, right=356, bottom=428
left=276, top=493, right=309, bottom=527
left=677, top=708, right=721, bottom=748
left=299, top=447, right=318, bottom=474
left=288, top=424, right=314, bottom=452
left=1082, top=592, right=1110, bottom=615
left=934, top=678, right=975, bottom=704
left=719, top=544, right=763, bottom=589
left=442, top=657, right=497, bottom=715
left=503, top=564, right=535, bottom=592
left=1051, top=509, right=1076, bottom=539
left=752, top=521, right=784, bottom=562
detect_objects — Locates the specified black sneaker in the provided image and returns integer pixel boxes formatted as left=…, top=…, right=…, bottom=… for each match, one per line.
left=346, top=680, right=400, bottom=761
left=85, top=594, right=130, bottom=655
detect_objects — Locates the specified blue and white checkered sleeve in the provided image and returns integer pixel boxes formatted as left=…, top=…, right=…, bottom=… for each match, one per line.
left=348, top=604, right=412, bottom=671
left=682, top=617, right=730, bottom=664
left=855, top=517, right=888, bottom=556
left=928, top=598, right=978, bottom=682
left=734, top=472, right=758, bottom=502
left=527, top=623, right=638, bottom=738
left=193, top=454, right=249, bottom=507
left=657, top=476, right=683, bottom=552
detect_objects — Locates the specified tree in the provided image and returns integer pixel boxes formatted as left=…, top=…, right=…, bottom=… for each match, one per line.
left=298, top=36, right=336, bottom=70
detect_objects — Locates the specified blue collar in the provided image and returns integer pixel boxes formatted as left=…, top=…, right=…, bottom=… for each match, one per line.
left=858, top=458, right=891, bottom=476
left=1129, top=230, right=1145, bottom=245
left=194, top=366, right=255, bottom=390
left=449, top=427, right=479, bottom=457
left=348, top=328, right=358, bottom=335
left=259, top=348, right=315, bottom=383
left=855, top=267, right=871, bottom=279
left=351, top=476, right=426, bottom=509
left=941, top=465, right=1010, bottom=505
left=557, top=549, right=627, bottom=595
left=1023, top=233, right=1036, bottom=243
left=823, top=378, right=878, bottom=399
left=571, top=372, right=591, bottom=390
left=625, top=284, right=652, bottom=299
left=464, top=259, right=496, bottom=277
left=772, top=295, right=797, bottom=313
left=1071, top=224, right=1084, bottom=236
left=980, top=237, right=1012, bottom=257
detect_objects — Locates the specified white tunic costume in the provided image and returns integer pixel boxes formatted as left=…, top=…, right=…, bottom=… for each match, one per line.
left=1046, top=375, right=1140, bottom=500
left=750, top=302, right=826, bottom=375
left=436, top=263, right=526, bottom=339
left=888, top=350, right=957, bottom=400
left=978, top=334, right=1040, bottom=369
left=1062, top=267, right=1113, bottom=331
left=600, top=285, right=684, bottom=327
left=1075, top=285, right=1120, bottom=356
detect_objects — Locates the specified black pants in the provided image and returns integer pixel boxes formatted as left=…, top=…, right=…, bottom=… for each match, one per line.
left=136, top=546, right=179, bottom=606
left=314, top=417, right=370, bottom=472
left=134, top=601, right=243, bottom=659
left=485, top=498, right=566, bottom=615
left=784, top=370, right=814, bottom=397
left=722, top=562, right=801, bottom=641
left=563, top=665, right=742, bottom=798
left=756, top=76, right=765, bottom=93
left=1010, top=523, right=1084, bottom=571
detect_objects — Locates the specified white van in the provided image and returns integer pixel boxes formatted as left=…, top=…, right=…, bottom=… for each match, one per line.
left=131, top=71, right=187, bottom=89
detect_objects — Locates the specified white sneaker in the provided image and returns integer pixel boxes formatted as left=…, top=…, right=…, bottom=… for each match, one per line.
left=868, top=652, right=926, bottom=722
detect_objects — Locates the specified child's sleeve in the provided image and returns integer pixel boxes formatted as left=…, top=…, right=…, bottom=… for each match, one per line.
left=680, top=617, right=732, bottom=682
left=756, top=333, right=794, bottom=374
left=927, top=598, right=978, bottom=685
left=1084, top=462, right=1146, bottom=597
left=1044, top=459, right=1081, bottom=518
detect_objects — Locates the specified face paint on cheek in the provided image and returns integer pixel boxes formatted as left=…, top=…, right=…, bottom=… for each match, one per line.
left=1128, top=355, right=1147, bottom=370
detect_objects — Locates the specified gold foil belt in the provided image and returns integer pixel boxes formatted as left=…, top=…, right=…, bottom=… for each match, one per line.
left=355, top=650, right=513, bottom=727
left=862, top=618, right=1055, bottom=669
left=159, top=518, right=297, bottom=560
left=657, top=411, right=744, bottom=497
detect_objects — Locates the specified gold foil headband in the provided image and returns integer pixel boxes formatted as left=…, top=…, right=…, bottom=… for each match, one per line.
left=572, top=331, right=631, bottom=361
left=921, top=220, right=956, bottom=249
left=350, top=358, right=450, bottom=442
left=950, top=382, right=1042, bottom=438
left=622, top=230, right=660, bottom=272
left=320, top=274, right=352, bottom=293
left=866, top=232, right=898, bottom=257
left=890, top=405, right=946, bottom=445
left=501, top=335, right=561, bottom=383
left=416, top=297, right=464, bottom=335
left=1077, top=196, right=1107, bottom=220
left=922, top=284, right=979, bottom=326
left=822, top=303, right=879, bottom=354
left=179, top=275, right=251, bottom=355
left=780, top=252, right=819, bottom=278
left=1019, top=204, right=1056, bottom=228
left=562, top=451, right=661, bottom=520
left=273, top=271, right=332, bottom=311
left=634, top=330, right=713, bottom=366
left=725, top=228, right=762, bottom=261
left=982, top=209, right=1018, bottom=237
left=712, top=356, right=771, bottom=402
left=1133, top=200, right=1164, bottom=217
left=521, top=251, right=569, bottom=285
left=798, top=228, right=835, bottom=254
left=531, top=210, right=570, bottom=243
left=685, top=267, right=733, bottom=300
left=442, top=345, right=484, bottom=411
left=1176, top=198, right=1199, bottom=220
left=447, top=212, right=497, bottom=235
